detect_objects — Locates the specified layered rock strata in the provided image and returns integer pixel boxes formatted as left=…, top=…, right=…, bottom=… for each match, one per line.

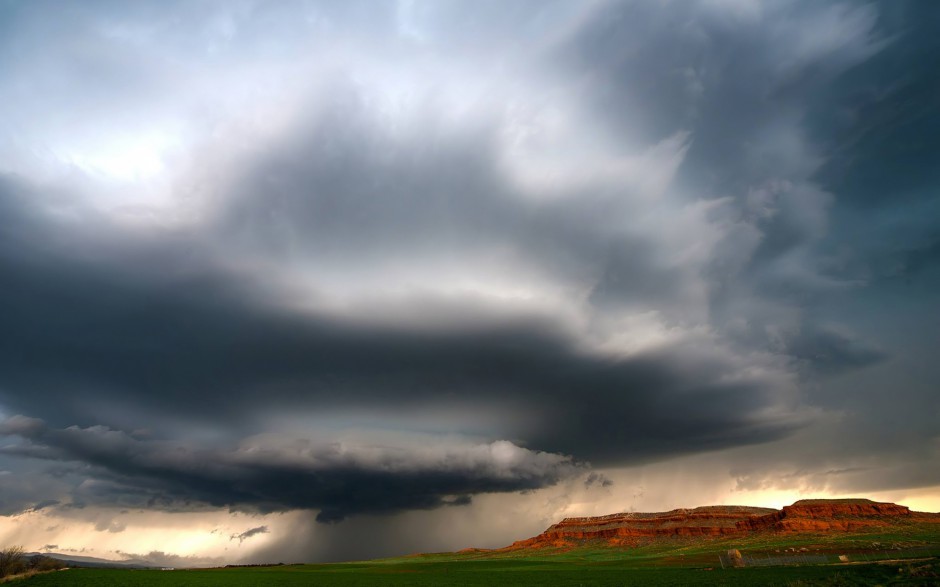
left=506, top=499, right=935, bottom=550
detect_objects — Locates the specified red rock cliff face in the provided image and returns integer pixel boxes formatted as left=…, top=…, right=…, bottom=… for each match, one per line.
left=507, top=506, right=776, bottom=549
left=738, top=499, right=912, bottom=533
left=507, top=499, right=923, bottom=550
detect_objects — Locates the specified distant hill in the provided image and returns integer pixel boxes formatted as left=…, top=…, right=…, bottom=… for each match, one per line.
left=483, top=498, right=940, bottom=553
left=26, top=552, right=155, bottom=570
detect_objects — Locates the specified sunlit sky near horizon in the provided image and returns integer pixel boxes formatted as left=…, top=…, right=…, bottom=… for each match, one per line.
left=0, top=0, right=939, bottom=565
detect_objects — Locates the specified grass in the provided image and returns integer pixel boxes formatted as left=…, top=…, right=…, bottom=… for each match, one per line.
left=14, top=558, right=940, bottom=586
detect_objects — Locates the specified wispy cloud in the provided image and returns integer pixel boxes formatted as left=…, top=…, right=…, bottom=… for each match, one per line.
left=230, top=526, right=268, bottom=545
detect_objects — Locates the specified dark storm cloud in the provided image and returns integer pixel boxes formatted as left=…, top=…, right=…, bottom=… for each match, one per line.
left=558, top=1, right=883, bottom=176
left=804, top=0, right=940, bottom=302
left=0, top=0, right=938, bottom=537
left=538, top=1, right=892, bottom=361
left=786, top=326, right=886, bottom=376
left=28, top=500, right=61, bottom=512
left=0, top=175, right=800, bottom=466
left=212, top=83, right=696, bottom=314
left=0, top=466, right=74, bottom=516
left=811, top=1, right=940, bottom=210
left=896, top=236, right=940, bottom=280
left=0, top=416, right=578, bottom=522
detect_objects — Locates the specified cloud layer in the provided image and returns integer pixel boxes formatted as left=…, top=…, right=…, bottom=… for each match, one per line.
left=0, top=416, right=578, bottom=522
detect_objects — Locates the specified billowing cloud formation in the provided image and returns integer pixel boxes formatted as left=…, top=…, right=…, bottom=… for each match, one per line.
left=0, top=416, right=578, bottom=522
left=0, top=177, right=802, bottom=467
left=0, top=0, right=938, bottom=561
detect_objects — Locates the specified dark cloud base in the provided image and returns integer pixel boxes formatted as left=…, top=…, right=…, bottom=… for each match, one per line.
left=0, top=416, right=579, bottom=522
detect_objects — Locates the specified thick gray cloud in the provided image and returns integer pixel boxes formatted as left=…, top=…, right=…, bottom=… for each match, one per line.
left=0, top=0, right=938, bottom=561
left=0, top=416, right=578, bottom=522
left=0, top=177, right=800, bottom=464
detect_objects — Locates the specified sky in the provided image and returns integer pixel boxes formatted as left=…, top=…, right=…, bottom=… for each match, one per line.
left=0, top=0, right=938, bottom=565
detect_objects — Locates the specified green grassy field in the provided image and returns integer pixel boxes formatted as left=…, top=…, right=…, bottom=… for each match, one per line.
left=16, top=558, right=940, bottom=587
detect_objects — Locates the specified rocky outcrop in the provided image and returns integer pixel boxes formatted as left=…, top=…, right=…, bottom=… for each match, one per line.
left=507, top=505, right=775, bottom=549
left=505, top=499, right=933, bottom=550
left=737, top=499, right=913, bottom=533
